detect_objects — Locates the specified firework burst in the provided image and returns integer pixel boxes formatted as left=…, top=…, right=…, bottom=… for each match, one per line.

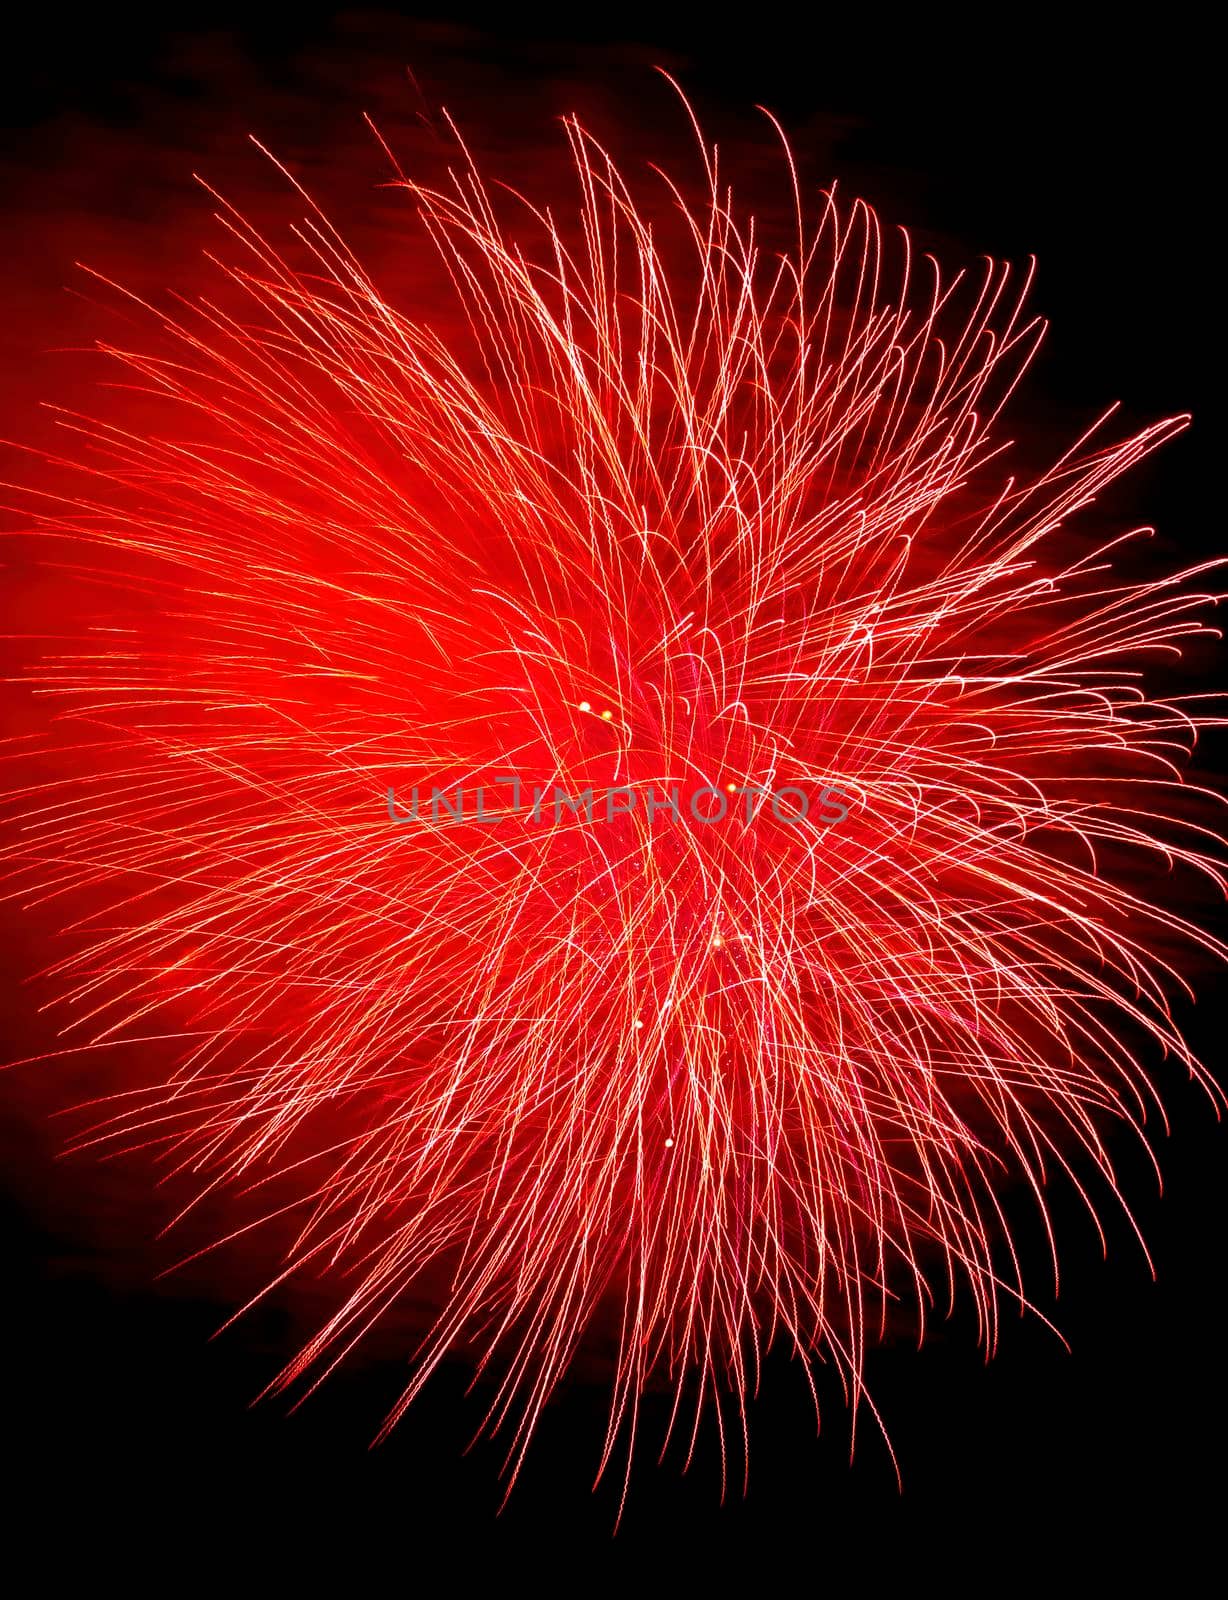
left=3, top=84, right=1224, bottom=1511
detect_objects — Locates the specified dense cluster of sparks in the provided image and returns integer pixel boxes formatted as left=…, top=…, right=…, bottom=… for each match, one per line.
left=3, top=90, right=1224, bottom=1505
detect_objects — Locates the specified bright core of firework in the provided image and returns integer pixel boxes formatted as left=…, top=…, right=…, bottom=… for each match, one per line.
left=3, top=86, right=1224, bottom=1506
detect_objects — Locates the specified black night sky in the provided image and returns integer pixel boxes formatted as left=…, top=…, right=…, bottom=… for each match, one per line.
left=1, top=8, right=1222, bottom=1583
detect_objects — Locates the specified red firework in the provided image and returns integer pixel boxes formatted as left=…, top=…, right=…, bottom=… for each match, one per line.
left=2, top=85, right=1224, bottom=1509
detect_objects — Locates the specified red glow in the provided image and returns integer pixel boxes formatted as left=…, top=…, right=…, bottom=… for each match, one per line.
left=3, top=86, right=1224, bottom=1510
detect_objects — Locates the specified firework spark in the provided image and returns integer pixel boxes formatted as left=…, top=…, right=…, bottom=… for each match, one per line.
left=3, top=85, right=1225, bottom=1511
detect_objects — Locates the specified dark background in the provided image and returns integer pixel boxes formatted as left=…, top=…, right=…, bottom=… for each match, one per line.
left=1, top=7, right=1222, bottom=1582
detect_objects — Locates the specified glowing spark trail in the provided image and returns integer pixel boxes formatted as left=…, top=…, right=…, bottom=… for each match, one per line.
left=3, top=87, right=1224, bottom=1511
